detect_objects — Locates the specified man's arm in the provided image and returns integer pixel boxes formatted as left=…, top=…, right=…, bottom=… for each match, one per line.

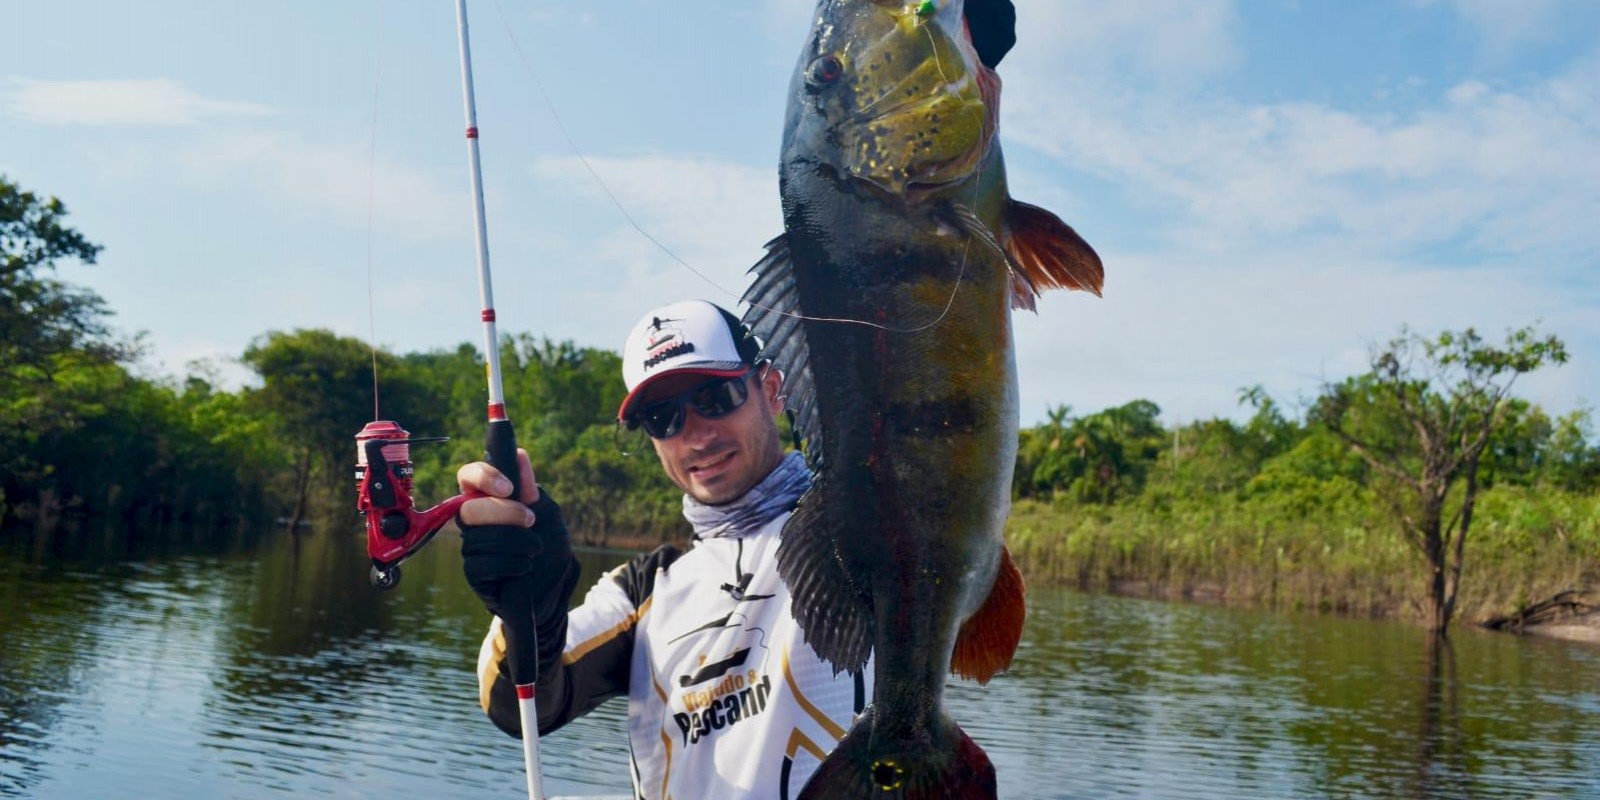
left=477, top=544, right=683, bottom=737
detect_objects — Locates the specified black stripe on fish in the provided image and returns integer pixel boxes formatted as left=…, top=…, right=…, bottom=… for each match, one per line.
left=948, top=202, right=1031, bottom=293
left=881, top=397, right=981, bottom=438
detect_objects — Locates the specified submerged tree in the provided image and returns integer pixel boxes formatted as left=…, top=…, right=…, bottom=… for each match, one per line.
left=1313, top=326, right=1568, bottom=634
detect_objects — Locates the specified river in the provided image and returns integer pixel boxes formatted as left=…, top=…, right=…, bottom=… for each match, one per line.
left=1, top=524, right=1596, bottom=799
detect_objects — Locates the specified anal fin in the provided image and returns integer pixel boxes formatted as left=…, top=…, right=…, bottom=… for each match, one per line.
left=950, top=545, right=1025, bottom=685
left=777, top=481, right=873, bottom=676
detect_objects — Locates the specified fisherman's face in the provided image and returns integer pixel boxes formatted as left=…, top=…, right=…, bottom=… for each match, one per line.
left=642, top=367, right=786, bottom=506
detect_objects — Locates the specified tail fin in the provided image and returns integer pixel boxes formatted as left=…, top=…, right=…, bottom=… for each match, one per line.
left=797, top=708, right=997, bottom=800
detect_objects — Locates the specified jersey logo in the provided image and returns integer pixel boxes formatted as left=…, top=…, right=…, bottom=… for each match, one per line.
left=680, top=647, right=751, bottom=687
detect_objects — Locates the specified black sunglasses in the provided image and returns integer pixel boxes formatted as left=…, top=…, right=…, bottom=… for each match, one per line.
left=626, top=369, right=757, bottom=440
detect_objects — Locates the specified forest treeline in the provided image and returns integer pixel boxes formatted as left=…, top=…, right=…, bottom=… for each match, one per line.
left=5, top=177, right=1598, bottom=627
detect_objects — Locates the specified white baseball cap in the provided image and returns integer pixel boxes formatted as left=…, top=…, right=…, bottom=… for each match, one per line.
left=618, top=299, right=761, bottom=420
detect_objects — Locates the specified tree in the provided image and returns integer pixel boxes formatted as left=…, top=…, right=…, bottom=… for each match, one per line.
left=2, top=176, right=114, bottom=519
left=0, top=176, right=123, bottom=380
left=1015, top=401, right=1165, bottom=504
left=242, top=329, right=433, bottom=531
left=1313, top=326, right=1568, bottom=633
left=1539, top=408, right=1600, bottom=492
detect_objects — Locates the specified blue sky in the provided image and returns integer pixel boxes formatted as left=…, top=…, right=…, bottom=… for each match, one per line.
left=2, top=1, right=1596, bottom=426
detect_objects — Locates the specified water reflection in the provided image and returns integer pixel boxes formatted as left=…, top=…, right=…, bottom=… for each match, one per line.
left=2, top=524, right=1598, bottom=799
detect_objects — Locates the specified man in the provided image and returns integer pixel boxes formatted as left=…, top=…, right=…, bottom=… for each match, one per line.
left=456, top=299, right=870, bottom=800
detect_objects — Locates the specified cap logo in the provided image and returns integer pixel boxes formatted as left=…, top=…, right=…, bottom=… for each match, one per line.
left=642, top=317, right=696, bottom=369
left=646, top=316, right=683, bottom=351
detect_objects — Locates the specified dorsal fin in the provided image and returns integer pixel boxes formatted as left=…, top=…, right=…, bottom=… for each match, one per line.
left=1003, top=200, right=1104, bottom=307
left=741, top=234, right=824, bottom=470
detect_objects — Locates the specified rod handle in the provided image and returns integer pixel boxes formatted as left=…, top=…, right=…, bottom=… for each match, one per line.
left=485, top=417, right=521, bottom=502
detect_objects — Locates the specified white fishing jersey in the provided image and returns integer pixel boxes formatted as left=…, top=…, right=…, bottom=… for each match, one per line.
left=478, top=510, right=873, bottom=800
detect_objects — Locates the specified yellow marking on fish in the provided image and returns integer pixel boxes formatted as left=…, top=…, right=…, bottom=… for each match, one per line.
left=872, top=759, right=905, bottom=790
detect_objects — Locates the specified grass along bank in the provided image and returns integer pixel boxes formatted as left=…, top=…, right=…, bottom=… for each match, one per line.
left=1004, top=485, right=1600, bottom=625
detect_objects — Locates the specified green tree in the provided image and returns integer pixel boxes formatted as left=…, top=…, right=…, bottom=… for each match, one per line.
left=1017, top=401, right=1165, bottom=504
left=1313, top=325, right=1569, bottom=634
left=1539, top=408, right=1600, bottom=492
left=1, top=176, right=117, bottom=520
left=242, top=329, right=433, bottom=530
left=0, top=176, right=123, bottom=380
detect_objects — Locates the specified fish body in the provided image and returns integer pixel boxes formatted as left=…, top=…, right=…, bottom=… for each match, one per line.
left=743, top=2, right=1102, bottom=798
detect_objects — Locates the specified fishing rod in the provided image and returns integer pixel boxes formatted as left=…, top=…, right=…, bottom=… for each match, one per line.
left=352, top=1, right=544, bottom=797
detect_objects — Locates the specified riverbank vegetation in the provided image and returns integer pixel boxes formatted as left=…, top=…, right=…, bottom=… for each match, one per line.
left=1004, top=329, right=1593, bottom=630
left=4, top=176, right=1598, bottom=627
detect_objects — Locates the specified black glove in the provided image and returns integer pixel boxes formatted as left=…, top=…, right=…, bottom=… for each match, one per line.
left=460, top=490, right=582, bottom=680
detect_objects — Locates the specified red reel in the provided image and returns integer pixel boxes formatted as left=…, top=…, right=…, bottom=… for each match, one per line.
left=355, top=420, right=472, bottom=589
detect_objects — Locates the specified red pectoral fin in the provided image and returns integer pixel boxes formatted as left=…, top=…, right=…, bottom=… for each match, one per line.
left=1005, top=199, right=1104, bottom=309
left=950, top=546, right=1026, bottom=685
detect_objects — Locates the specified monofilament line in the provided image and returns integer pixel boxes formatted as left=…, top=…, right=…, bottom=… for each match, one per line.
left=364, top=0, right=386, bottom=421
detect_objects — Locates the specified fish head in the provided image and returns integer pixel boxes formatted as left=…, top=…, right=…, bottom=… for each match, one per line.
left=784, top=0, right=1003, bottom=202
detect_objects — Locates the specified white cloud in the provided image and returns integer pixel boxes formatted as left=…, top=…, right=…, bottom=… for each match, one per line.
left=1419, top=0, right=1571, bottom=58
left=1023, top=1, right=1241, bottom=81
left=175, top=131, right=462, bottom=240
left=2, top=78, right=271, bottom=126
left=1014, top=247, right=1597, bottom=424
left=528, top=153, right=782, bottom=299
left=987, top=4, right=1599, bottom=420
left=1003, top=36, right=1600, bottom=264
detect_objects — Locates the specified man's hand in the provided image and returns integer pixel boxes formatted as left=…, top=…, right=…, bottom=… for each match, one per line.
left=457, top=449, right=579, bottom=681
left=458, top=448, right=541, bottom=526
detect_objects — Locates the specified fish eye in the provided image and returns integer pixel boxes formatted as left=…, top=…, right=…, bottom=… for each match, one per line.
left=809, top=55, right=844, bottom=86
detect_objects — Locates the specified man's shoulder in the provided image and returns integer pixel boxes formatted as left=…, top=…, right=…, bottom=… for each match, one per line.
left=610, top=543, right=685, bottom=607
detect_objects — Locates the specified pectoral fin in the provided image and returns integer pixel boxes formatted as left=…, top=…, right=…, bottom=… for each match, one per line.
left=950, top=546, right=1025, bottom=685
left=1004, top=199, right=1104, bottom=309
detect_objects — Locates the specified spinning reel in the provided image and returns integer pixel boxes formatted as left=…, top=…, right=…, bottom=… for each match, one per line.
left=354, top=420, right=473, bottom=590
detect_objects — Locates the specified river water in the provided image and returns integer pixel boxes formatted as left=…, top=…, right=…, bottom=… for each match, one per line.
left=2, top=524, right=1597, bottom=799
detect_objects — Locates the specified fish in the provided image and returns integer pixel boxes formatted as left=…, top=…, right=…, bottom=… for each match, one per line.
left=740, top=1, right=1104, bottom=797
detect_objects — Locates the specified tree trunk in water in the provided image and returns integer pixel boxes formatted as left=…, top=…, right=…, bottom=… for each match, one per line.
left=1442, top=461, right=1481, bottom=632
left=287, top=448, right=313, bottom=534
left=1422, top=499, right=1449, bottom=633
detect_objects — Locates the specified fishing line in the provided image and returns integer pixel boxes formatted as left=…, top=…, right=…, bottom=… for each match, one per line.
left=364, top=0, right=386, bottom=421
left=487, top=2, right=984, bottom=335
